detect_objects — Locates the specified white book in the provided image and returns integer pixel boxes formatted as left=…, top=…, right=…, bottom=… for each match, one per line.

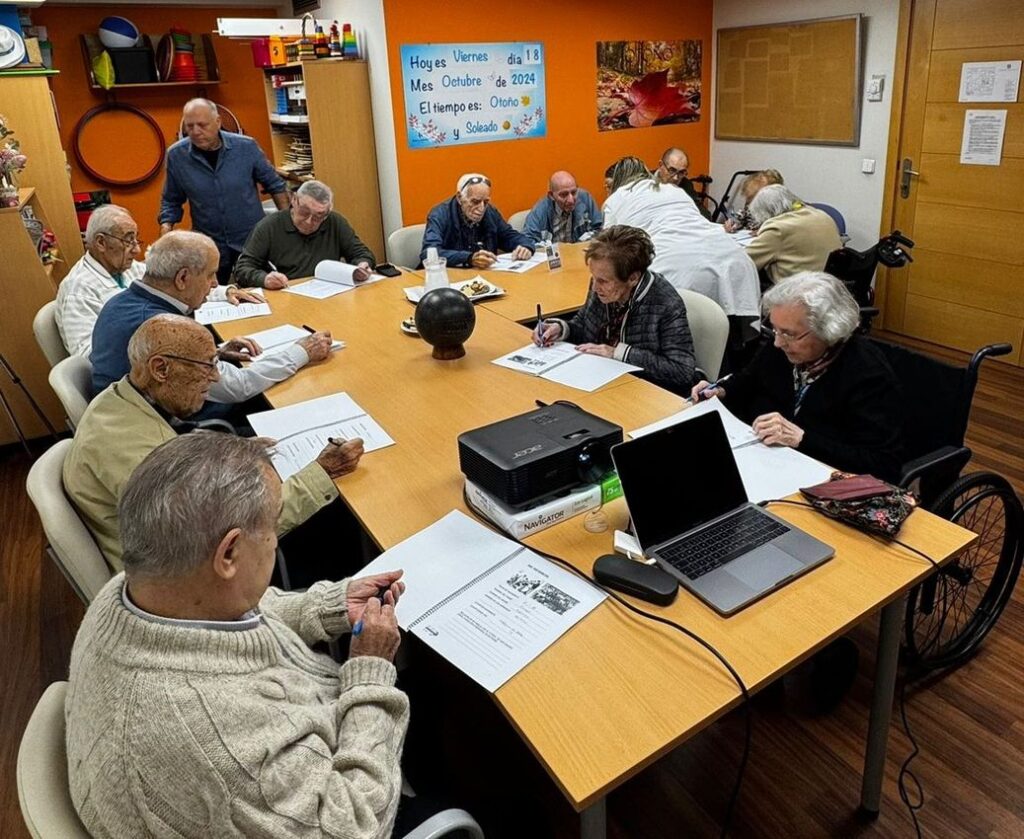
left=488, top=252, right=546, bottom=273
left=492, top=341, right=642, bottom=392
left=238, top=324, right=344, bottom=356
left=284, top=260, right=387, bottom=299
left=194, top=300, right=271, bottom=325
left=629, top=398, right=832, bottom=503
left=247, top=392, right=395, bottom=480
left=356, top=510, right=606, bottom=692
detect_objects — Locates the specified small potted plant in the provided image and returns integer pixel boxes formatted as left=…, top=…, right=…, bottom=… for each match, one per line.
left=0, top=114, right=28, bottom=208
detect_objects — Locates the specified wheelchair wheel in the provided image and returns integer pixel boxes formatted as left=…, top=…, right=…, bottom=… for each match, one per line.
left=904, top=473, right=1023, bottom=672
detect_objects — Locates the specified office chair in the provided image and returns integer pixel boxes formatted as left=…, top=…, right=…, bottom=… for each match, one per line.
left=32, top=301, right=70, bottom=367
left=807, top=202, right=847, bottom=237
left=507, top=209, right=530, bottom=232
left=678, top=289, right=729, bottom=380
left=19, top=682, right=485, bottom=839
left=48, top=355, right=93, bottom=431
left=388, top=223, right=427, bottom=268
left=25, top=439, right=112, bottom=605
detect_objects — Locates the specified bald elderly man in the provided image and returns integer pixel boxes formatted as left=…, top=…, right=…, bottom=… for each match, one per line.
left=522, top=170, right=602, bottom=245
left=55, top=204, right=261, bottom=357
left=160, top=98, right=290, bottom=284
left=65, top=314, right=363, bottom=571
left=655, top=146, right=711, bottom=219
left=420, top=173, right=535, bottom=269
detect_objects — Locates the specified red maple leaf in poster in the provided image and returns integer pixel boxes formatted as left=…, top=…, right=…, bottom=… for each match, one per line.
left=622, top=69, right=697, bottom=127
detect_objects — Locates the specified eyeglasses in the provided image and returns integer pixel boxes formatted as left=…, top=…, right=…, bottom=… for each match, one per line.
left=660, top=161, right=688, bottom=177
left=102, top=233, right=143, bottom=249
left=160, top=353, right=219, bottom=370
left=292, top=204, right=331, bottom=224
left=460, top=176, right=491, bottom=189
left=771, top=327, right=812, bottom=343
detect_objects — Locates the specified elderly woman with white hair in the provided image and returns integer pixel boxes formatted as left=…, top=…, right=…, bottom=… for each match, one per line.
left=420, top=172, right=535, bottom=268
left=692, top=272, right=904, bottom=481
left=744, top=184, right=843, bottom=285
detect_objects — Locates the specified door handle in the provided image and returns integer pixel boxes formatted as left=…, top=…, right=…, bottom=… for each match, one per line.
left=900, top=158, right=920, bottom=199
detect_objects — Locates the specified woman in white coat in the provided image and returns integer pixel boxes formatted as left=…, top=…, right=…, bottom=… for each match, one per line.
left=602, top=157, right=760, bottom=319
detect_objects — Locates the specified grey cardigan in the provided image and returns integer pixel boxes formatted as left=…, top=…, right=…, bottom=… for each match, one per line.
left=556, top=270, right=696, bottom=394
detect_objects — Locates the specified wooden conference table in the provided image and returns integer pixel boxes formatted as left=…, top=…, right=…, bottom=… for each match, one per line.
left=217, top=267, right=976, bottom=838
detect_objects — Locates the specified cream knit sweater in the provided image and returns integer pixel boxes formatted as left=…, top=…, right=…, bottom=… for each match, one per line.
left=66, top=575, right=409, bottom=838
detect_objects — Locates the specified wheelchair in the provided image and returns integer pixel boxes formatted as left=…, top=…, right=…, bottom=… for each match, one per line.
left=866, top=338, right=1023, bottom=674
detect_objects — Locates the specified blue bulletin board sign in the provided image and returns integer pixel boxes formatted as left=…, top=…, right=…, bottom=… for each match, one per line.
left=400, top=42, right=547, bottom=149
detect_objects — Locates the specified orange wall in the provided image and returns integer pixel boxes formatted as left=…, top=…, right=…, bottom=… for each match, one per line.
left=384, top=0, right=714, bottom=225
left=33, top=5, right=276, bottom=246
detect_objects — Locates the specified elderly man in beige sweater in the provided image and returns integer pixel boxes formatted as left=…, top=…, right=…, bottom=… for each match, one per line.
left=66, top=431, right=411, bottom=838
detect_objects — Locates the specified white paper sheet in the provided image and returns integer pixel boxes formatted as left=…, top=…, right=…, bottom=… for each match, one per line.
left=728, top=229, right=756, bottom=248
left=356, top=510, right=606, bottom=692
left=193, top=301, right=271, bottom=325
left=732, top=444, right=832, bottom=504
left=403, top=276, right=505, bottom=303
left=488, top=252, right=546, bottom=273
left=239, top=324, right=345, bottom=356
left=958, top=60, right=1021, bottom=103
left=629, top=397, right=759, bottom=448
left=960, top=109, right=1007, bottom=166
left=247, top=392, right=394, bottom=480
left=284, top=263, right=387, bottom=299
left=492, top=342, right=641, bottom=392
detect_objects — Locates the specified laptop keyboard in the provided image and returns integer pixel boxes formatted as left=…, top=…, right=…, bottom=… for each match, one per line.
left=658, top=507, right=790, bottom=580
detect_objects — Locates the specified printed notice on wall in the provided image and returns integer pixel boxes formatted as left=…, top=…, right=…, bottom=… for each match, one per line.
left=400, top=42, right=546, bottom=148
left=958, top=61, right=1020, bottom=103
left=960, top=110, right=1007, bottom=166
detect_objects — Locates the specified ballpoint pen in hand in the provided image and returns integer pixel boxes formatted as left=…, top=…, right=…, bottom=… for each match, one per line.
left=688, top=373, right=733, bottom=403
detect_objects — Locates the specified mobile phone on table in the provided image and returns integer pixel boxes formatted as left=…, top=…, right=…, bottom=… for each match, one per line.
left=375, top=263, right=402, bottom=278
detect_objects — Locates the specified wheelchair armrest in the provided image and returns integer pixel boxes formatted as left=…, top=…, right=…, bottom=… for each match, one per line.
left=900, top=445, right=971, bottom=490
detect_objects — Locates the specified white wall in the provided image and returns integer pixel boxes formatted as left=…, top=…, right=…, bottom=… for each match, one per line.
left=308, top=0, right=403, bottom=246
left=710, top=0, right=899, bottom=248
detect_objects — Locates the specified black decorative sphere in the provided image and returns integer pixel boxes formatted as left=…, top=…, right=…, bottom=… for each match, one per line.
left=414, top=287, right=476, bottom=360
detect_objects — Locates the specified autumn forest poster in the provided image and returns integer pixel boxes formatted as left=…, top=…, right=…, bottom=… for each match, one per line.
left=596, top=40, right=702, bottom=131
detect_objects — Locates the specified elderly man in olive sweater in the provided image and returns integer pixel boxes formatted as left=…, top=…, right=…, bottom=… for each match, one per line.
left=234, top=180, right=376, bottom=289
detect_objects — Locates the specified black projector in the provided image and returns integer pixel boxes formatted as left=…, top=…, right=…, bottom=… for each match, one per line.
left=458, top=404, right=623, bottom=509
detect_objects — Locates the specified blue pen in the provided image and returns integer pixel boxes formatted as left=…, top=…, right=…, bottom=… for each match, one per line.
left=352, top=620, right=363, bottom=636
left=688, top=373, right=733, bottom=404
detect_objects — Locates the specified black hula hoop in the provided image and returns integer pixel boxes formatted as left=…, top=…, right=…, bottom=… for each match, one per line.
left=72, top=102, right=167, bottom=187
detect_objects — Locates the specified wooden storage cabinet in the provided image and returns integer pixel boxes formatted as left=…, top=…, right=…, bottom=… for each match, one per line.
left=262, top=60, right=385, bottom=260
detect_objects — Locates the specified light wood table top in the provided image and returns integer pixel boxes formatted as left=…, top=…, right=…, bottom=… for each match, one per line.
left=218, top=285, right=977, bottom=812
left=444, top=241, right=593, bottom=323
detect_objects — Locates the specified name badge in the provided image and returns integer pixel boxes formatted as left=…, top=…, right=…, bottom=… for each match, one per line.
left=546, top=242, right=562, bottom=271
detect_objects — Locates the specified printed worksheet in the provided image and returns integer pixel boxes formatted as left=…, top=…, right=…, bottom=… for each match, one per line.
left=239, top=324, right=344, bottom=356
left=284, top=260, right=387, bottom=299
left=247, top=392, right=394, bottom=479
left=488, top=252, right=546, bottom=274
left=194, top=301, right=271, bottom=325
left=492, top=342, right=641, bottom=392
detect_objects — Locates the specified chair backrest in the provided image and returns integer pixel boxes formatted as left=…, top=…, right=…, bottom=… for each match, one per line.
left=808, top=202, right=847, bottom=236
left=33, top=301, right=69, bottom=367
left=25, top=439, right=112, bottom=604
left=507, top=209, right=530, bottom=232
left=48, top=356, right=93, bottom=430
left=17, top=681, right=92, bottom=839
left=678, top=289, right=729, bottom=380
left=387, top=223, right=426, bottom=269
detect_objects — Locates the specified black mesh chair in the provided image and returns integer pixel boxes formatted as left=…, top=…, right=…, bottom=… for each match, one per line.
left=868, top=338, right=1023, bottom=672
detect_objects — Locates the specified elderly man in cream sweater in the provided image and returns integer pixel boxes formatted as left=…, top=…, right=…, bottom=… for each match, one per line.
left=65, top=431, right=412, bottom=838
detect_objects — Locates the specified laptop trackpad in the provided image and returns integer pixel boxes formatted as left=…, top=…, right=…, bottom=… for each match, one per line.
left=726, top=546, right=804, bottom=591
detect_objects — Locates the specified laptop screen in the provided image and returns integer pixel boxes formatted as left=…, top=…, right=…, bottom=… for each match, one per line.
left=611, top=411, right=749, bottom=551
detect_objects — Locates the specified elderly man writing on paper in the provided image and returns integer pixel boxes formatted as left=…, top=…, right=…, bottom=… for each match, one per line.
left=65, top=431, right=412, bottom=838
left=421, top=172, right=535, bottom=268
left=234, top=180, right=377, bottom=289
left=55, top=204, right=262, bottom=357
left=65, top=315, right=363, bottom=572
left=90, top=231, right=333, bottom=420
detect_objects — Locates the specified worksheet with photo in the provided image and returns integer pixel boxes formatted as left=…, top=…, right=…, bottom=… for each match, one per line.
left=488, top=251, right=547, bottom=273
left=493, top=342, right=641, bottom=392
left=247, top=392, right=394, bottom=480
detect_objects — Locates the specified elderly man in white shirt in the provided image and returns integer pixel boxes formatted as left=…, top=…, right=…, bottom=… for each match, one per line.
left=56, top=205, right=261, bottom=357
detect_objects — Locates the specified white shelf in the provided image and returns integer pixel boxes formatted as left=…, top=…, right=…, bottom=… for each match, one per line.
left=269, top=114, right=310, bottom=125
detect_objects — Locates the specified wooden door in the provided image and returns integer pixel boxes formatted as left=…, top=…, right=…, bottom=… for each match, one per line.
left=878, top=0, right=1024, bottom=366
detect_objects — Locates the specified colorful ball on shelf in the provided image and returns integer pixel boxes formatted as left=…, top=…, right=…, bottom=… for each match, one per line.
left=98, top=16, right=140, bottom=49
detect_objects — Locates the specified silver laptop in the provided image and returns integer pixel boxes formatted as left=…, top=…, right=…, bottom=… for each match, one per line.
left=611, top=411, right=834, bottom=615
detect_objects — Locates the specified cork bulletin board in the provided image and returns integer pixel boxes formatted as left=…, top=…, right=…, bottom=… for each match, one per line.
left=715, top=15, right=863, bottom=146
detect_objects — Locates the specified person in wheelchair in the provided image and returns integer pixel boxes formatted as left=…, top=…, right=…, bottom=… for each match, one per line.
left=692, top=271, right=905, bottom=482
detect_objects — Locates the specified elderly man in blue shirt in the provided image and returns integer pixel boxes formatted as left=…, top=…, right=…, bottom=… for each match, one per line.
left=159, top=99, right=290, bottom=284
left=522, top=170, right=602, bottom=245
left=420, top=173, right=534, bottom=269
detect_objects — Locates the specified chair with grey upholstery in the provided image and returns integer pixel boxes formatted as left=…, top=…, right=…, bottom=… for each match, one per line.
left=32, top=301, right=69, bottom=368
left=48, top=356, right=92, bottom=431
left=25, top=439, right=111, bottom=605
left=678, top=289, right=730, bottom=381
left=507, top=209, right=530, bottom=232
left=19, top=679, right=485, bottom=839
left=388, top=223, right=427, bottom=269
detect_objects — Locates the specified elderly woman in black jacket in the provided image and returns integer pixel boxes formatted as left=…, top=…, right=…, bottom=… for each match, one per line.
left=692, top=271, right=904, bottom=481
left=534, top=225, right=696, bottom=393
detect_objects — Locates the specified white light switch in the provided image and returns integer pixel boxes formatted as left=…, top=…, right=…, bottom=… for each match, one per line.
left=861, top=158, right=876, bottom=174
left=867, top=74, right=885, bottom=102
